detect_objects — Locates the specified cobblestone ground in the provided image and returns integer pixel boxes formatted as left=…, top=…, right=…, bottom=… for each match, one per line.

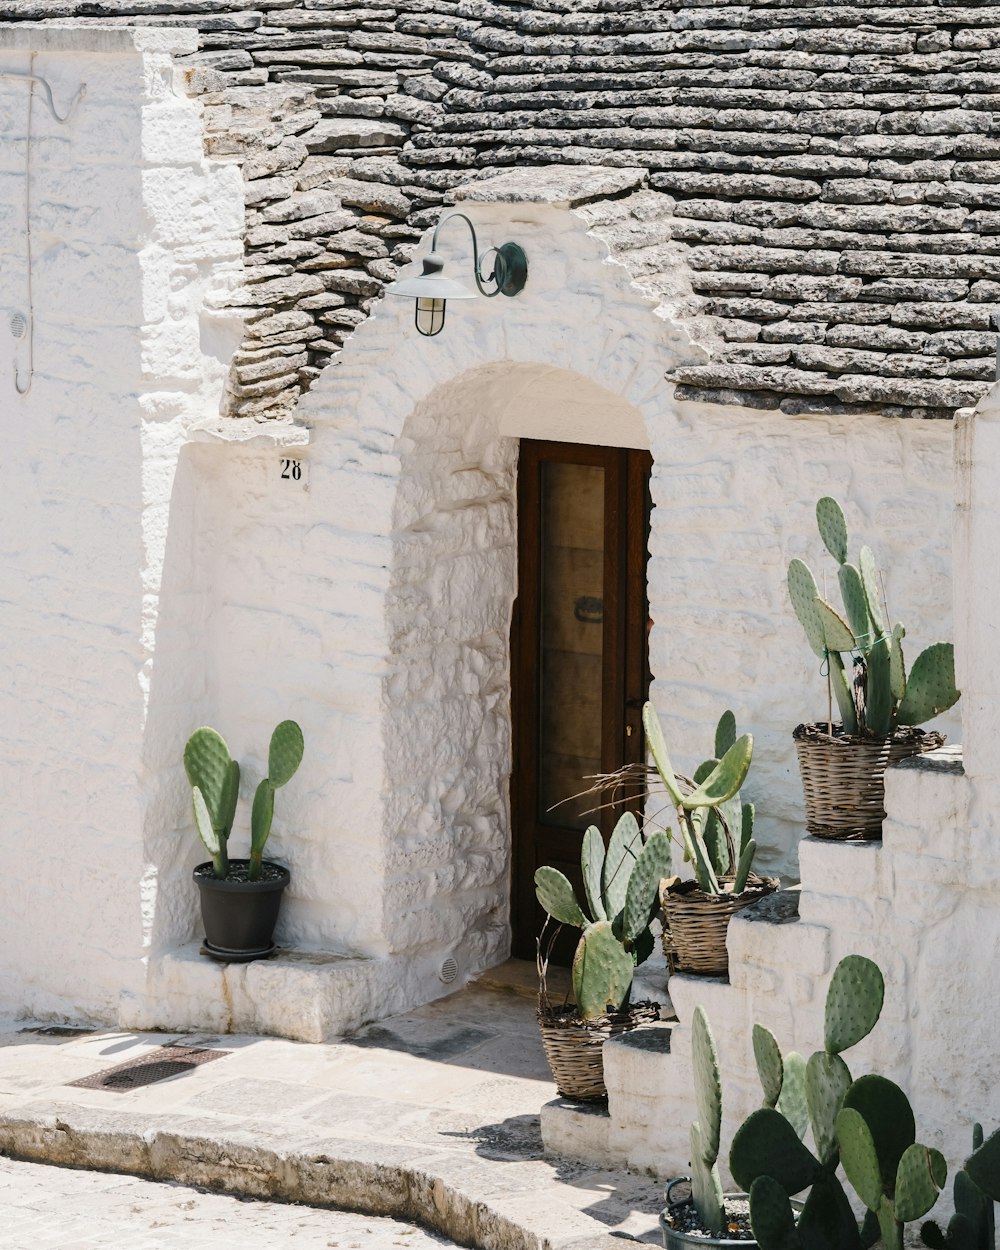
left=0, top=1157, right=459, bottom=1249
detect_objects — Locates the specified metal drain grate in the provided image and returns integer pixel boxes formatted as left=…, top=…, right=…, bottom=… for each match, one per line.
left=67, top=1044, right=230, bottom=1093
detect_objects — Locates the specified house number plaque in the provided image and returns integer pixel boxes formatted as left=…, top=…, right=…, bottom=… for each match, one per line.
left=279, top=457, right=308, bottom=489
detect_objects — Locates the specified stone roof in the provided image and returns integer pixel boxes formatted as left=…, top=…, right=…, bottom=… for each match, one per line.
left=4, top=0, right=1000, bottom=419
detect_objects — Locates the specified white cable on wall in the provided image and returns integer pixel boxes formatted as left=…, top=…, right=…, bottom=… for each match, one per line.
left=1, top=59, right=86, bottom=397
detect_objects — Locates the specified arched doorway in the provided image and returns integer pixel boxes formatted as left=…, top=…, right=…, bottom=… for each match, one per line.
left=384, top=364, right=651, bottom=975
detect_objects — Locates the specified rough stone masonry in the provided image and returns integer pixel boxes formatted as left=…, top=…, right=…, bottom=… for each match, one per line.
left=3, top=0, right=999, bottom=423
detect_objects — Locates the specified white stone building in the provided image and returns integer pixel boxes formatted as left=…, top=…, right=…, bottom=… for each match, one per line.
left=0, top=4, right=995, bottom=1168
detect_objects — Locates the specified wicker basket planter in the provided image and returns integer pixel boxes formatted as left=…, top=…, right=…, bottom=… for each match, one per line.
left=794, top=722, right=945, bottom=841
left=659, top=876, right=779, bottom=978
left=537, top=1000, right=659, bottom=1101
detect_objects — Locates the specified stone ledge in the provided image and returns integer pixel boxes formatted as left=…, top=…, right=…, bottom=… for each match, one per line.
left=892, top=743, right=964, bottom=775
left=0, top=24, right=198, bottom=55
left=187, top=417, right=312, bottom=448
left=453, top=164, right=647, bottom=209
left=119, top=942, right=388, bottom=1043
left=0, top=1103, right=648, bottom=1250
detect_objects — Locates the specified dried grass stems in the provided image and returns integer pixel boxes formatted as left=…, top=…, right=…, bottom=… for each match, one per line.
left=550, top=762, right=741, bottom=878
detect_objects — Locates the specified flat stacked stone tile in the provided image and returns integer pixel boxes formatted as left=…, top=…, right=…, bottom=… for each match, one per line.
left=4, top=0, right=1000, bottom=418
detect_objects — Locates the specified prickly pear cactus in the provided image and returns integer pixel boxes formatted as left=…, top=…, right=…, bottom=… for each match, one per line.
left=786, top=496, right=960, bottom=738
left=643, top=702, right=758, bottom=897
left=535, top=812, right=667, bottom=1023
left=184, top=720, right=303, bottom=881
left=734, top=956, right=946, bottom=1250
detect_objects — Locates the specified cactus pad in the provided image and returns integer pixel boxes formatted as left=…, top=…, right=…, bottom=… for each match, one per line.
left=824, top=954, right=884, bottom=1053
left=643, top=702, right=685, bottom=806
left=817, top=496, right=849, bottom=564
left=897, top=642, right=960, bottom=727
left=776, top=1052, right=809, bottom=1141
left=806, top=1050, right=852, bottom=1166
left=733, top=837, right=757, bottom=894
left=250, top=777, right=275, bottom=858
left=816, top=598, right=858, bottom=653
left=839, top=563, right=872, bottom=644
left=749, top=1176, right=801, bottom=1250
left=730, top=1107, right=821, bottom=1196
left=603, top=812, right=642, bottom=920
left=889, top=623, right=906, bottom=703
left=859, top=545, right=885, bottom=634
left=571, top=920, right=633, bottom=1020
left=753, top=1024, right=783, bottom=1107
left=192, top=786, right=220, bottom=856
left=741, top=802, right=755, bottom=854
left=788, top=559, right=828, bottom=659
left=691, top=1121, right=726, bottom=1237
left=623, top=830, right=670, bottom=942
left=866, top=635, right=893, bottom=738
left=685, top=734, right=753, bottom=808
left=895, top=1143, right=947, bottom=1222
left=184, top=727, right=236, bottom=833
left=693, top=1006, right=723, bottom=1160
left=837, top=1106, right=884, bottom=1211
left=534, top=867, right=587, bottom=928
left=268, top=719, right=304, bottom=788
left=581, top=825, right=606, bottom=921
left=843, top=1074, right=915, bottom=1182
left=715, top=709, right=737, bottom=758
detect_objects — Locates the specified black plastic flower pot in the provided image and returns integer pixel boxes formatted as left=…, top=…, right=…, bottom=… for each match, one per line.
left=194, top=859, right=289, bottom=962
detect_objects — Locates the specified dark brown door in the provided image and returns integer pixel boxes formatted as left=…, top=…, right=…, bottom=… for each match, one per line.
left=510, top=439, right=652, bottom=962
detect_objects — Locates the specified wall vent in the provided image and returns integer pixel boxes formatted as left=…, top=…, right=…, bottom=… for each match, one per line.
left=10, top=312, right=27, bottom=340
left=439, top=955, right=459, bottom=984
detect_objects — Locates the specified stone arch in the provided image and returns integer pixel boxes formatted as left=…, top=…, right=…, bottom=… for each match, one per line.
left=294, top=196, right=697, bottom=1001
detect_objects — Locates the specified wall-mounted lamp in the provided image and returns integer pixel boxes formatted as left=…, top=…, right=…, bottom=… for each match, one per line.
left=388, top=211, right=528, bottom=337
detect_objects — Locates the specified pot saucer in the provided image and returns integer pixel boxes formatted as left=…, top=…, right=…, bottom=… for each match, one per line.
left=199, top=940, right=277, bottom=964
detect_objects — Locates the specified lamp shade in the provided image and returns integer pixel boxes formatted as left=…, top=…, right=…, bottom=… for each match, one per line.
left=388, top=251, right=477, bottom=301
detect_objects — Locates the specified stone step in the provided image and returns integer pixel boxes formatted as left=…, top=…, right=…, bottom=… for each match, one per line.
left=118, top=942, right=393, bottom=1043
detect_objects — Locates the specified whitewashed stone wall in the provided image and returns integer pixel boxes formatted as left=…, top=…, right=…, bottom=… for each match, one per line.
left=0, top=25, right=244, bottom=1022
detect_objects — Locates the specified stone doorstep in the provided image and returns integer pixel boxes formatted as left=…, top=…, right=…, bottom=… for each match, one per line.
left=0, top=1103, right=659, bottom=1250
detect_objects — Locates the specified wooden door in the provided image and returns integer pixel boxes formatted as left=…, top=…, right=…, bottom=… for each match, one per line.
left=510, top=439, right=652, bottom=962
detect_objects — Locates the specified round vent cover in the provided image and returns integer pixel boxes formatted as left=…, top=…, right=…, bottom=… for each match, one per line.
left=10, top=312, right=27, bottom=340
left=439, top=955, right=459, bottom=984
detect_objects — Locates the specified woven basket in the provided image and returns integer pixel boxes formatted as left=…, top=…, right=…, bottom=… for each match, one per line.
left=794, top=722, right=945, bottom=841
left=537, top=1001, right=659, bottom=1101
left=660, top=876, right=779, bottom=977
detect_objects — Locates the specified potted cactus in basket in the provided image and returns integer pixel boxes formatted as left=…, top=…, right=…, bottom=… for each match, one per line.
left=534, top=812, right=669, bottom=1100
left=726, top=954, right=948, bottom=1250
left=644, top=702, right=778, bottom=978
left=788, top=496, right=959, bottom=839
left=184, top=720, right=304, bottom=962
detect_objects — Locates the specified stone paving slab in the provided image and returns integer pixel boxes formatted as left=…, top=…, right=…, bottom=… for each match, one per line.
left=0, top=973, right=663, bottom=1249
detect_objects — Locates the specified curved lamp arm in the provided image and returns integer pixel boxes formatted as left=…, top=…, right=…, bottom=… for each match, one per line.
left=430, top=212, right=527, bottom=298
left=0, top=71, right=86, bottom=124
